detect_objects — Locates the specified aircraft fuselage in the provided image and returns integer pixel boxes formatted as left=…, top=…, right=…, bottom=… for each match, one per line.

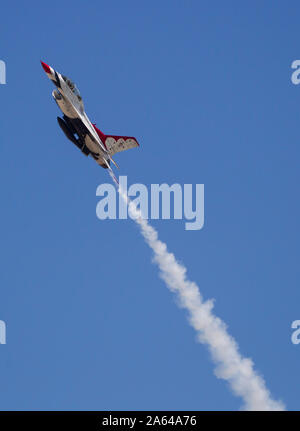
left=43, top=62, right=110, bottom=168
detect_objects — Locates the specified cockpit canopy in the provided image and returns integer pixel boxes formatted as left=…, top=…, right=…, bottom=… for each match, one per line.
left=62, top=75, right=82, bottom=101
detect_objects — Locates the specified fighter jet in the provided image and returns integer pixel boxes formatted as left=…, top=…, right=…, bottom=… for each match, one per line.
left=41, top=61, right=139, bottom=178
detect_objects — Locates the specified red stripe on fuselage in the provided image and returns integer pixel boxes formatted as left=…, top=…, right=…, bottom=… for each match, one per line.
left=92, top=124, right=107, bottom=149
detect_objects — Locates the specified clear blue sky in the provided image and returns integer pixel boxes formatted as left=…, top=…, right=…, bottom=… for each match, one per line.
left=0, top=0, right=299, bottom=410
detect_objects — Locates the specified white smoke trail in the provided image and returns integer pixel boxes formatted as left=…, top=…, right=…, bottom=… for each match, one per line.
left=108, top=171, right=285, bottom=411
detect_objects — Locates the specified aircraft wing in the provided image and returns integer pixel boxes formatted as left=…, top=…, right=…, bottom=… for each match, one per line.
left=104, top=135, right=139, bottom=156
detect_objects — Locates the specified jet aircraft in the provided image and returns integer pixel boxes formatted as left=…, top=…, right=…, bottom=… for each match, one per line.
left=41, top=61, right=139, bottom=179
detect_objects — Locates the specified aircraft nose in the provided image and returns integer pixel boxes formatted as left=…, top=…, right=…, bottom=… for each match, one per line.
left=40, top=61, right=51, bottom=74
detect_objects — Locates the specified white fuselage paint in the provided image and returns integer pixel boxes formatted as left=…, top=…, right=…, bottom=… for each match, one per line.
left=50, top=70, right=108, bottom=166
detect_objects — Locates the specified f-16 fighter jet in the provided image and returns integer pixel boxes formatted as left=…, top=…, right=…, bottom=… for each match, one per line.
left=41, top=61, right=139, bottom=178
